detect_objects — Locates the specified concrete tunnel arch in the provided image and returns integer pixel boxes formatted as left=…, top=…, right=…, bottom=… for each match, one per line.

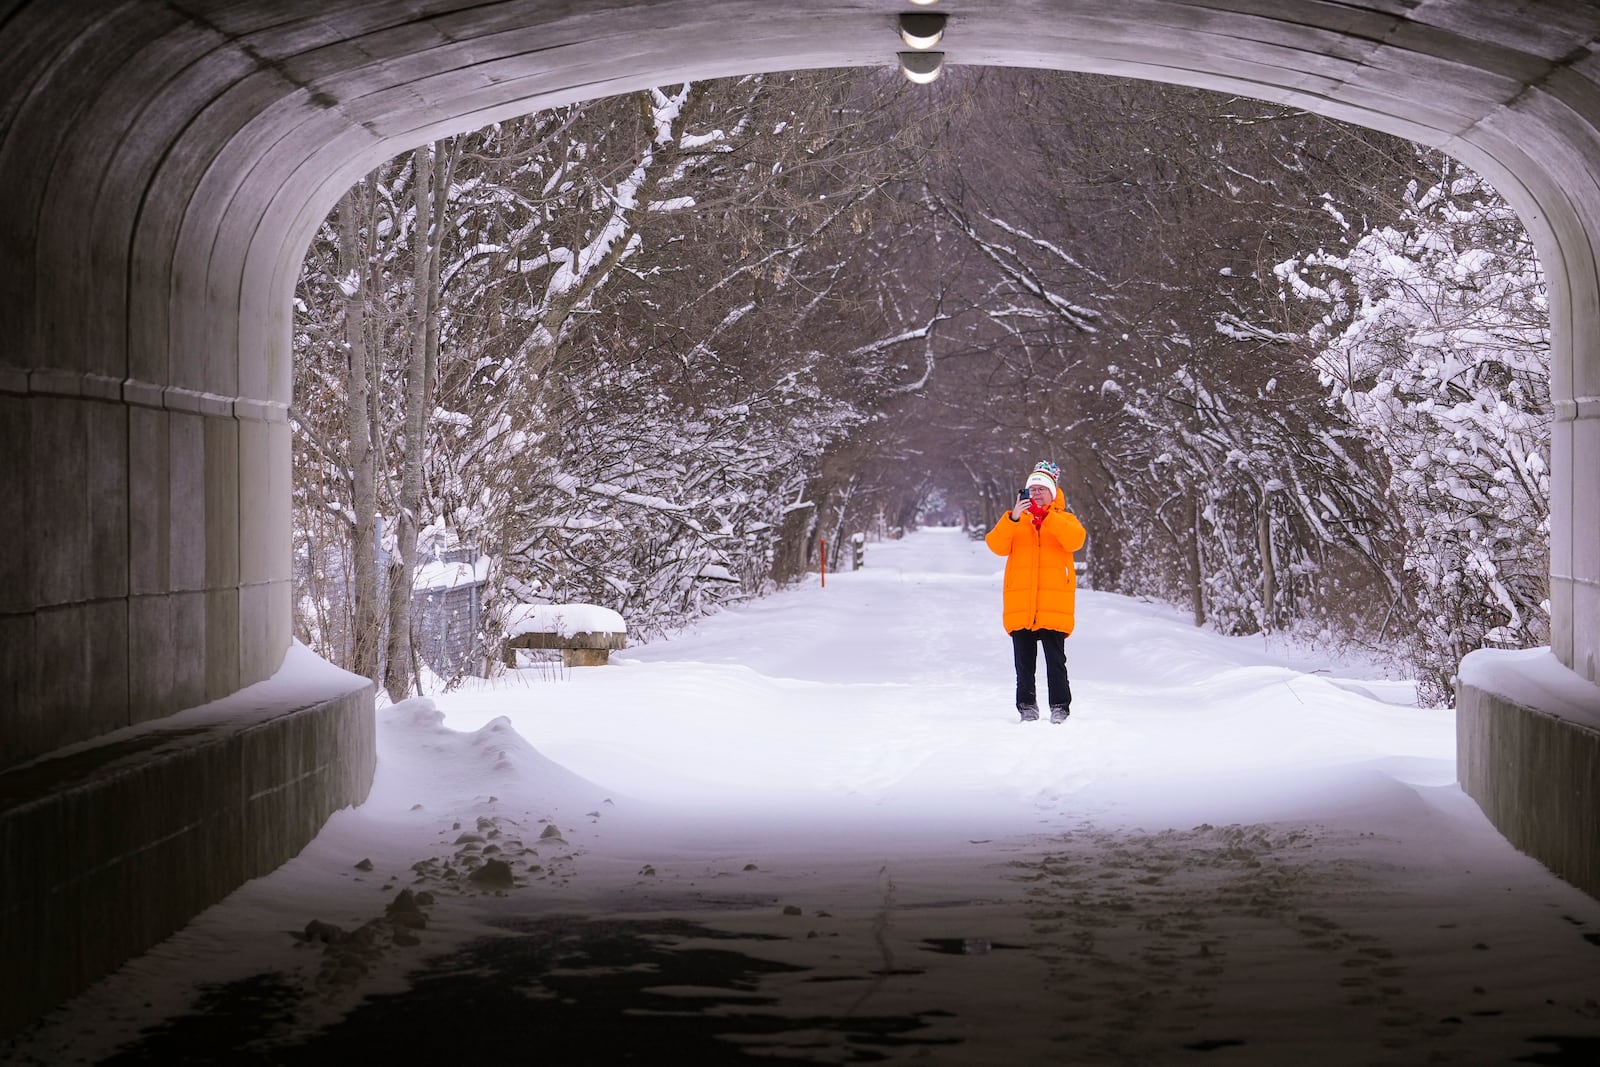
left=3, top=0, right=1599, bottom=1034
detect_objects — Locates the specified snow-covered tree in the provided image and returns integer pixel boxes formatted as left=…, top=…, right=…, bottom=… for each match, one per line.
left=890, top=69, right=1414, bottom=642
left=1277, top=156, right=1550, bottom=701
left=292, top=71, right=941, bottom=689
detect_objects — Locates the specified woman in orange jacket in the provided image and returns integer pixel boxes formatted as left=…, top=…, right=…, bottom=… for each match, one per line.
left=985, top=460, right=1087, bottom=723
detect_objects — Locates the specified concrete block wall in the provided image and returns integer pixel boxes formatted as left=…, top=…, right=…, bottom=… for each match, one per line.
left=2, top=390, right=132, bottom=763
left=0, top=385, right=297, bottom=772
left=1458, top=679, right=1600, bottom=899
left=0, top=673, right=375, bottom=1037
left=0, top=0, right=307, bottom=776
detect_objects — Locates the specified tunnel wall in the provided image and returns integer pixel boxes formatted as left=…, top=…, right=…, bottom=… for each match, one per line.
left=1458, top=654, right=1600, bottom=899
left=0, top=656, right=374, bottom=1036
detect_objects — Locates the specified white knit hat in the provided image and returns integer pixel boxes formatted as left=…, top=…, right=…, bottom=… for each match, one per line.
left=1025, top=470, right=1058, bottom=499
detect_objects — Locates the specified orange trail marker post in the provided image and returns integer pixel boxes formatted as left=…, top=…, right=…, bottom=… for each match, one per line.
left=820, top=537, right=827, bottom=588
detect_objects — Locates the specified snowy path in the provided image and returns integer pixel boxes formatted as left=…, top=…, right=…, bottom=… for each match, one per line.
left=7, top=528, right=1600, bottom=1065
left=439, top=526, right=1449, bottom=826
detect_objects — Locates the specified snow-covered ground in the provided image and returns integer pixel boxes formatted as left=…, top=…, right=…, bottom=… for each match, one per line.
left=8, top=528, right=1600, bottom=1065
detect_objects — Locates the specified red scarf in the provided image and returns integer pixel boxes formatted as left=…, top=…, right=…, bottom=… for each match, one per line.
left=1027, top=500, right=1050, bottom=529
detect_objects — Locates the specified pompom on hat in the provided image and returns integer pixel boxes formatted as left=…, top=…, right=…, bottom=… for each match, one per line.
left=1024, top=459, right=1060, bottom=499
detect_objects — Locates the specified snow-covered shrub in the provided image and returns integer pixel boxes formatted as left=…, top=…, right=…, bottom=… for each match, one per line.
left=1277, top=157, right=1550, bottom=702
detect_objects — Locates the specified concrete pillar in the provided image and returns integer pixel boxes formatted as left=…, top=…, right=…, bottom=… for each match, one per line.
left=0, top=1, right=379, bottom=1037
left=1443, top=59, right=1600, bottom=903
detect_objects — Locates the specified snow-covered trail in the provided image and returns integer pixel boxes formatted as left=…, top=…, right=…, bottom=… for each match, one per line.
left=7, top=528, right=1600, bottom=1066
left=436, top=525, right=1450, bottom=829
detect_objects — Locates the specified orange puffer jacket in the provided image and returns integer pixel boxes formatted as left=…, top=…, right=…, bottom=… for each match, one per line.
left=985, top=493, right=1088, bottom=634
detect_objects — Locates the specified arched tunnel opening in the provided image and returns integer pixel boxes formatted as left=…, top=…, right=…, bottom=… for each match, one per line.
left=3, top=1, right=1599, bottom=1056
left=283, top=62, right=1550, bottom=712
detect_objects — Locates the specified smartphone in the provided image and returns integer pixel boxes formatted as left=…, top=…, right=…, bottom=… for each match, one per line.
left=1018, top=489, right=1029, bottom=502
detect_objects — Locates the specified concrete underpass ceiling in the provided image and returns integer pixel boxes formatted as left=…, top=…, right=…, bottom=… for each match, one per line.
left=22, top=2, right=1600, bottom=180
left=12, top=2, right=1598, bottom=356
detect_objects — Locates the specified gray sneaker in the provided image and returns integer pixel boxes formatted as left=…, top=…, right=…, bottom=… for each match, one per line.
left=1049, top=705, right=1070, bottom=724
left=1017, top=703, right=1040, bottom=722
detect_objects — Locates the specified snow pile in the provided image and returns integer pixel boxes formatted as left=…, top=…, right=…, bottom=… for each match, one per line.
left=372, top=699, right=614, bottom=811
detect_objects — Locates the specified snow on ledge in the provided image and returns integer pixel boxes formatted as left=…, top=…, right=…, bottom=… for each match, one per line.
left=504, top=603, right=626, bottom=638
left=3, top=641, right=371, bottom=776
left=1459, top=646, right=1600, bottom=733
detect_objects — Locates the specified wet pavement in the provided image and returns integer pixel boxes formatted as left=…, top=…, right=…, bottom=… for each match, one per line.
left=9, top=820, right=1600, bottom=1066
left=97, top=915, right=964, bottom=1065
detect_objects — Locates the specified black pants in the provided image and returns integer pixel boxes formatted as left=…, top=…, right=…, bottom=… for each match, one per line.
left=1011, top=628, right=1071, bottom=709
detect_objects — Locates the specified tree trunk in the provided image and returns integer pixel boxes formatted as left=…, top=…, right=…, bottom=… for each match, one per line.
left=772, top=499, right=817, bottom=584
left=1258, top=497, right=1276, bottom=633
left=341, top=184, right=381, bottom=682
left=385, top=145, right=436, bottom=702
left=1187, top=494, right=1205, bottom=627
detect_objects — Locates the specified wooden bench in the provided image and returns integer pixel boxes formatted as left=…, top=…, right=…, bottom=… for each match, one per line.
left=501, top=603, right=627, bottom=668
left=503, top=629, right=627, bottom=667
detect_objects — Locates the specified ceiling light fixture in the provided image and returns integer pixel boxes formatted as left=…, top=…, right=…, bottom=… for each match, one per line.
left=899, top=50, right=945, bottom=84
left=897, top=12, right=947, bottom=50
